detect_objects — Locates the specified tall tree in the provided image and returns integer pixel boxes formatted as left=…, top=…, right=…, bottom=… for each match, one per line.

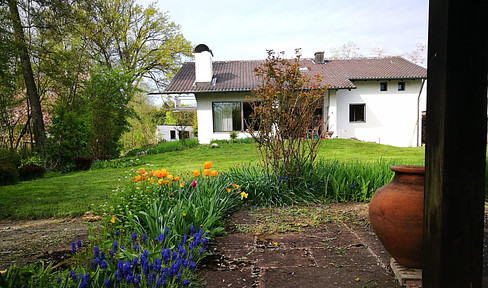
left=6, top=0, right=45, bottom=151
left=85, top=0, right=192, bottom=90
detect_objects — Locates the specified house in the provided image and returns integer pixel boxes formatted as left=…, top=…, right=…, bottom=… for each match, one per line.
left=164, top=44, right=427, bottom=147
left=156, top=125, right=195, bottom=142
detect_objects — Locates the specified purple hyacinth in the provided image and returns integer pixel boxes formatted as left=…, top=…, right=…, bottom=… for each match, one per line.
left=101, top=259, right=108, bottom=269
left=110, top=249, right=114, bottom=259
left=77, top=239, right=82, bottom=248
left=134, top=274, right=141, bottom=287
left=113, top=240, right=118, bottom=251
left=190, top=225, right=195, bottom=235
left=182, top=279, right=190, bottom=287
left=71, top=242, right=76, bottom=254
left=104, top=277, right=110, bottom=288
left=165, top=227, right=169, bottom=236
left=69, top=270, right=76, bottom=281
left=94, top=246, right=99, bottom=258
left=57, top=277, right=61, bottom=284
left=131, top=256, right=138, bottom=268
left=131, top=231, right=137, bottom=242
left=159, top=233, right=165, bottom=243
left=115, top=230, right=119, bottom=237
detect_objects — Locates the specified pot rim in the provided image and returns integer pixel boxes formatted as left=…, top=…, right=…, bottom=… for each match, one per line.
left=391, top=165, right=425, bottom=174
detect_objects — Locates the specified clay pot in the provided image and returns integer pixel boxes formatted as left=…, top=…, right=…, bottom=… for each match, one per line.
left=368, top=165, right=424, bottom=268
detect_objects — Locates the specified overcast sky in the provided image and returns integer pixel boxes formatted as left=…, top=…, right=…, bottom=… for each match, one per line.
left=138, top=0, right=428, bottom=62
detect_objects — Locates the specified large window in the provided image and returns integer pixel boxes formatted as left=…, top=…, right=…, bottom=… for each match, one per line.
left=349, top=104, right=366, bottom=122
left=212, top=101, right=255, bottom=132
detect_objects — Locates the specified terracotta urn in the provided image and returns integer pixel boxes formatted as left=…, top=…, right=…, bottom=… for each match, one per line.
left=368, top=165, right=424, bottom=268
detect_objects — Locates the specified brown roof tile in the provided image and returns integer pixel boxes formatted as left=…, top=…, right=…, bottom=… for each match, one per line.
left=164, top=56, right=426, bottom=93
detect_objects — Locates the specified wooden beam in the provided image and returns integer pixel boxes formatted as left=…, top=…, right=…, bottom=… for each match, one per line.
left=424, top=0, right=488, bottom=287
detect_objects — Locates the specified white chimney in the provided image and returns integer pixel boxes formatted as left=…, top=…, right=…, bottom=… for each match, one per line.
left=194, top=44, right=213, bottom=85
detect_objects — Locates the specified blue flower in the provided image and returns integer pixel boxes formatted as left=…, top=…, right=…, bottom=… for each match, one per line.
left=57, top=277, right=61, bottom=284
left=115, top=230, right=119, bottom=237
left=134, top=274, right=141, bottom=287
left=113, top=240, right=118, bottom=251
left=131, top=231, right=137, bottom=242
left=77, top=239, right=82, bottom=248
left=142, top=234, right=146, bottom=243
left=165, top=227, right=169, bottom=235
left=110, top=248, right=114, bottom=259
left=182, top=279, right=190, bottom=287
left=94, top=246, right=99, bottom=258
left=190, top=225, right=195, bottom=235
left=100, top=251, right=105, bottom=260
left=71, top=242, right=76, bottom=254
left=104, top=277, right=110, bottom=288
left=101, top=259, right=108, bottom=269
left=159, top=233, right=165, bottom=243
left=69, top=270, right=76, bottom=281
left=131, top=256, right=138, bottom=268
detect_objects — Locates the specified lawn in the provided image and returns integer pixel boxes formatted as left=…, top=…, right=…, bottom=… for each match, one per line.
left=0, top=139, right=425, bottom=219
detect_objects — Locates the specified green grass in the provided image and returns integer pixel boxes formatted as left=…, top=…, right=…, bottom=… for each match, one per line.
left=0, top=139, right=425, bottom=219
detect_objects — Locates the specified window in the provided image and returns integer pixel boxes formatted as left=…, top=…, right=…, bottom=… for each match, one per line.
left=178, top=130, right=190, bottom=140
left=213, top=101, right=258, bottom=132
left=170, top=130, right=176, bottom=140
left=213, top=102, right=242, bottom=132
left=398, top=82, right=405, bottom=91
left=380, top=82, right=388, bottom=91
left=349, top=104, right=366, bottom=122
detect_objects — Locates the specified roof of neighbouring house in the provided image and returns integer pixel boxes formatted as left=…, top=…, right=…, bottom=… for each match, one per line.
left=164, top=56, right=427, bottom=93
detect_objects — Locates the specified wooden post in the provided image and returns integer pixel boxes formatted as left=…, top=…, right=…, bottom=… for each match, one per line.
left=424, top=0, right=488, bottom=287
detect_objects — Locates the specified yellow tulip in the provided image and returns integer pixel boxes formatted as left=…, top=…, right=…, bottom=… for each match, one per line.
left=180, top=181, right=185, bottom=188
left=240, top=192, right=248, bottom=200
left=110, top=215, right=116, bottom=223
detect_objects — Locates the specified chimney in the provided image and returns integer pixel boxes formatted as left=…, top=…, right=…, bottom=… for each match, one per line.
left=314, top=51, right=325, bottom=64
left=194, top=44, right=213, bottom=85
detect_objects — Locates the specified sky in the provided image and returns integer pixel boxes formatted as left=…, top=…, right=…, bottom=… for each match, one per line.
left=138, top=0, right=429, bottom=62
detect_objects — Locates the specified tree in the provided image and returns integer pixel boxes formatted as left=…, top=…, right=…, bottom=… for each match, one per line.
left=84, top=68, right=136, bottom=158
left=6, top=0, right=45, bottom=151
left=330, top=41, right=362, bottom=59
left=247, top=49, right=327, bottom=182
left=121, top=92, right=158, bottom=152
left=84, top=0, right=192, bottom=90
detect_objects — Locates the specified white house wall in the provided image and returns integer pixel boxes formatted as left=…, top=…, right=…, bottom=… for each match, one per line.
left=334, top=80, right=425, bottom=147
left=196, top=92, right=252, bottom=144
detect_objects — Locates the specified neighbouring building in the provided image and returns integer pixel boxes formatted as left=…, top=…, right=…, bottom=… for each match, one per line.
left=164, top=44, right=427, bottom=147
left=156, top=125, right=195, bottom=142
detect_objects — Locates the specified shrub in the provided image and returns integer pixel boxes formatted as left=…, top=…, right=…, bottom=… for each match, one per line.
left=72, top=156, right=93, bottom=171
left=0, top=147, right=21, bottom=167
left=18, top=164, right=46, bottom=181
left=0, top=163, right=19, bottom=186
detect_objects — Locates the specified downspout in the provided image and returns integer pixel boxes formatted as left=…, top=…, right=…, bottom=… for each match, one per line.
left=416, top=79, right=426, bottom=147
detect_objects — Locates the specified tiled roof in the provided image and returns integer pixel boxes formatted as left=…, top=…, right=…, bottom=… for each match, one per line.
left=164, top=56, right=426, bottom=93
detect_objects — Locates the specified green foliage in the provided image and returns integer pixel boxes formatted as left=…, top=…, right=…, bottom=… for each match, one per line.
left=227, top=159, right=424, bottom=206
left=72, top=156, right=94, bottom=171
left=113, top=164, right=243, bottom=244
left=248, top=49, right=326, bottom=186
left=122, top=92, right=158, bottom=152
left=146, top=139, right=198, bottom=155
left=0, top=261, right=56, bottom=287
left=46, top=107, right=92, bottom=169
left=18, top=164, right=46, bottom=181
left=0, top=147, right=21, bottom=167
left=84, top=68, right=137, bottom=158
left=0, top=163, right=19, bottom=186
left=229, top=131, right=238, bottom=142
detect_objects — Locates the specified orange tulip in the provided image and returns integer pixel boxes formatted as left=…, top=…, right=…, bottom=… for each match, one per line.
left=210, top=170, right=218, bottom=177
left=174, top=176, right=179, bottom=182
left=135, top=175, right=142, bottom=182
left=203, top=169, right=210, bottom=176
left=193, top=170, right=200, bottom=177
left=180, top=181, right=185, bottom=188
left=138, top=168, right=145, bottom=175
left=203, top=161, right=212, bottom=169
left=161, top=169, right=168, bottom=178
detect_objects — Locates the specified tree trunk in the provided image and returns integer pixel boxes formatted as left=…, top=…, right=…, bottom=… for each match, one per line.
left=7, top=0, right=45, bottom=151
